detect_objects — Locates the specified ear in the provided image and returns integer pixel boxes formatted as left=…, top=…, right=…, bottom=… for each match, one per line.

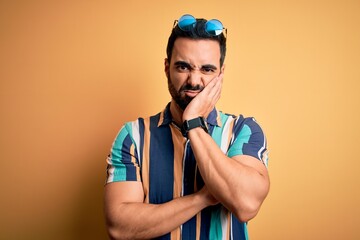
left=164, top=58, right=170, bottom=78
left=220, top=63, right=226, bottom=74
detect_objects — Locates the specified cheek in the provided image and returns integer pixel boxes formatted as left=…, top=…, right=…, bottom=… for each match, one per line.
left=203, top=75, right=215, bottom=85
left=170, top=72, right=188, bottom=90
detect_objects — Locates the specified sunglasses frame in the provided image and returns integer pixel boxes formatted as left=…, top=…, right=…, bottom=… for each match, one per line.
left=173, top=14, right=227, bottom=38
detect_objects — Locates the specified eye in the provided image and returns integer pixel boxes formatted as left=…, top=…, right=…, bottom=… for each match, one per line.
left=201, top=66, right=216, bottom=74
left=175, top=63, right=191, bottom=72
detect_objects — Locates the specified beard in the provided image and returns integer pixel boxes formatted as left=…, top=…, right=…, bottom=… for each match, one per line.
left=167, top=76, right=204, bottom=110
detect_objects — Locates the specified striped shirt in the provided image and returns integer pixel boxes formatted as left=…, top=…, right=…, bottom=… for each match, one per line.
left=106, top=103, right=268, bottom=240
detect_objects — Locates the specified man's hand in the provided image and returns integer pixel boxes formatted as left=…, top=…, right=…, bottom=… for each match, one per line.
left=182, top=73, right=223, bottom=121
left=105, top=182, right=220, bottom=239
left=198, top=185, right=219, bottom=206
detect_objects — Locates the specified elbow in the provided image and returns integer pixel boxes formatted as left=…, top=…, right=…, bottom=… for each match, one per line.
left=235, top=179, right=270, bottom=222
left=233, top=199, right=263, bottom=223
left=106, top=224, right=132, bottom=240
left=235, top=208, right=259, bottom=223
left=107, top=225, right=122, bottom=240
left=235, top=205, right=258, bottom=222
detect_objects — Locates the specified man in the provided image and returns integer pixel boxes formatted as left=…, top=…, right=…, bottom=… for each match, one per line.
left=104, top=14, right=270, bottom=240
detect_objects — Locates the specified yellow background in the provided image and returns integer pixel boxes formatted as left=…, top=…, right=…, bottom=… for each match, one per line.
left=1, top=0, right=359, bottom=239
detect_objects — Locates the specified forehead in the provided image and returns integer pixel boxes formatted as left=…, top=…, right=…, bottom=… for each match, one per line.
left=171, top=38, right=221, bottom=65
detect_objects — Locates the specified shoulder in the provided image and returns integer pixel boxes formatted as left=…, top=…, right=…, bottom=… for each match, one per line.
left=217, top=111, right=264, bottom=132
left=223, top=113, right=268, bottom=166
left=115, top=109, right=164, bottom=140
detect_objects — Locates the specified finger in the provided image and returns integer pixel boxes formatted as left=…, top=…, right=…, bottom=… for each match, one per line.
left=205, top=74, right=221, bottom=90
left=208, top=75, right=223, bottom=99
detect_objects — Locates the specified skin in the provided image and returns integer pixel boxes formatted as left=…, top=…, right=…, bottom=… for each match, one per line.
left=104, top=37, right=270, bottom=240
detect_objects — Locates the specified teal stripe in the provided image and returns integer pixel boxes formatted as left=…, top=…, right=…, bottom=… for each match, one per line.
left=124, top=122, right=133, bottom=140
left=244, top=223, right=249, bottom=240
left=211, top=113, right=230, bottom=148
left=111, top=124, right=132, bottom=181
left=209, top=206, right=222, bottom=240
left=227, top=124, right=252, bottom=157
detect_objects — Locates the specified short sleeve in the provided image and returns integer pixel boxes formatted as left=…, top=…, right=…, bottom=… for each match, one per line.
left=227, top=117, right=269, bottom=167
left=106, top=122, right=141, bottom=183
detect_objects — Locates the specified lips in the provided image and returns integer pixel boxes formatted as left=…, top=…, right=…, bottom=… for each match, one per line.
left=184, top=90, right=201, bottom=98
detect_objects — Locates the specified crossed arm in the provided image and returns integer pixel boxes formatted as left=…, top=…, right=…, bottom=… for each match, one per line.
left=104, top=134, right=269, bottom=240
left=104, top=76, right=270, bottom=239
left=187, top=128, right=270, bottom=222
left=104, top=182, right=217, bottom=239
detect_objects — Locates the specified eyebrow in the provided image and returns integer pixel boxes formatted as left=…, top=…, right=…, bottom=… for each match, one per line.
left=201, top=64, right=218, bottom=70
left=174, top=61, right=192, bottom=68
left=174, top=61, right=218, bottom=70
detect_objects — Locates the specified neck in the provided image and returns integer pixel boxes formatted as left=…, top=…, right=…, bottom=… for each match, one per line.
left=170, top=99, right=184, bottom=126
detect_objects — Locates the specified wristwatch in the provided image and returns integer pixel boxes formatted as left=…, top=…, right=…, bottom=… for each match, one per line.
left=181, top=117, right=208, bottom=137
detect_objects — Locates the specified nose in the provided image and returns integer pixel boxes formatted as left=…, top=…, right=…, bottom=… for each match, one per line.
left=187, top=70, right=203, bottom=87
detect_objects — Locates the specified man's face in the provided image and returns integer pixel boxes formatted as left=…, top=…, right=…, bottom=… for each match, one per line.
left=165, top=38, right=224, bottom=110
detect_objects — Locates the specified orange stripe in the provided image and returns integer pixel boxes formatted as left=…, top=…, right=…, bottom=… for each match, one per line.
left=226, top=212, right=231, bottom=239
left=142, top=117, right=151, bottom=203
left=157, top=110, right=164, bottom=127
left=195, top=164, right=200, bottom=240
left=226, top=118, right=235, bottom=149
left=130, top=144, right=141, bottom=181
left=216, top=109, right=222, bottom=127
left=170, top=125, right=185, bottom=199
left=170, top=125, right=186, bottom=240
left=170, top=228, right=181, bottom=240
left=196, top=212, right=201, bottom=240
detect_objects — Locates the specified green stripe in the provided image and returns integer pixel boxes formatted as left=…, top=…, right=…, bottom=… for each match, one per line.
left=244, top=223, right=249, bottom=240
left=211, top=113, right=230, bottom=148
left=209, top=206, right=222, bottom=240
left=111, top=124, right=132, bottom=181
left=124, top=122, right=133, bottom=138
left=227, top=124, right=252, bottom=157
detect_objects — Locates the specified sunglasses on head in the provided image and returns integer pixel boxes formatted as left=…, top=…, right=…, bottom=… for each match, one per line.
left=173, top=14, right=227, bottom=38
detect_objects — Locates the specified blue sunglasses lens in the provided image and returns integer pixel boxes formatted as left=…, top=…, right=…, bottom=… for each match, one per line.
left=178, top=14, right=196, bottom=31
left=205, top=19, right=224, bottom=36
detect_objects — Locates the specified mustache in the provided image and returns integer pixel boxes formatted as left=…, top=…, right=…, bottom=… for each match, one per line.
left=180, top=84, right=204, bottom=92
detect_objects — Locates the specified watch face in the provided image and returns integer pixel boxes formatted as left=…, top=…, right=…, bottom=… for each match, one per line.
left=181, top=117, right=208, bottom=137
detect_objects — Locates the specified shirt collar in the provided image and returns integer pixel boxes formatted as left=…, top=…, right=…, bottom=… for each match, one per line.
left=158, top=102, right=222, bottom=127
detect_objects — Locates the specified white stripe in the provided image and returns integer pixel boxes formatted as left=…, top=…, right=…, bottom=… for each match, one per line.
left=220, top=207, right=228, bottom=240
left=106, top=164, right=115, bottom=183
left=230, top=117, right=240, bottom=146
left=181, top=139, right=190, bottom=197
left=106, top=126, right=125, bottom=183
left=257, top=132, right=267, bottom=167
left=221, top=116, right=233, bottom=154
left=180, top=139, right=189, bottom=238
left=131, top=120, right=141, bottom=167
left=230, top=214, right=233, bottom=240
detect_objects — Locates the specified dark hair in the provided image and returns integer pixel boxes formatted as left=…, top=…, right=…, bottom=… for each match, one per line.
left=166, top=18, right=227, bottom=67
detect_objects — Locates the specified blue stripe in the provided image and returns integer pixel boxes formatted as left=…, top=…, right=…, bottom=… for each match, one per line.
left=183, top=145, right=196, bottom=195
left=229, top=115, right=245, bottom=140
left=200, top=207, right=212, bottom=240
left=182, top=215, right=197, bottom=240
left=232, top=215, right=247, bottom=240
left=242, top=119, right=266, bottom=160
left=121, top=135, right=137, bottom=181
left=138, top=118, right=145, bottom=167
left=228, top=118, right=266, bottom=160
left=148, top=113, right=173, bottom=240
left=148, top=113, right=174, bottom=204
left=111, top=127, right=130, bottom=181
left=182, top=145, right=197, bottom=240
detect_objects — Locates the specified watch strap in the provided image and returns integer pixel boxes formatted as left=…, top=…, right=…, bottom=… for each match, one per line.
left=181, top=117, right=208, bottom=137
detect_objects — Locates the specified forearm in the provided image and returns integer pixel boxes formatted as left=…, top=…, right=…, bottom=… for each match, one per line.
left=188, top=128, right=269, bottom=222
left=106, top=190, right=211, bottom=240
